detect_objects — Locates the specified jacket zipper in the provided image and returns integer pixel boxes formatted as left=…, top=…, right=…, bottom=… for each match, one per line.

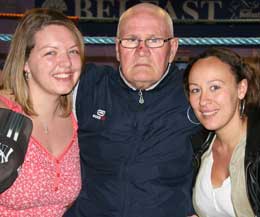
left=138, top=90, right=144, bottom=104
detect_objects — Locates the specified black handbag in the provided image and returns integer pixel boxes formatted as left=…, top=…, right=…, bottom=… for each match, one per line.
left=0, top=108, right=32, bottom=193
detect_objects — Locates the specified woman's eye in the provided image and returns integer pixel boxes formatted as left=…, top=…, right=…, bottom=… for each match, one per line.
left=210, top=85, right=220, bottom=91
left=69, top=49, right=80, bottom=55
left=44, top=51, right=56, bottom=56
left=189, top=88, right=200, bottom=94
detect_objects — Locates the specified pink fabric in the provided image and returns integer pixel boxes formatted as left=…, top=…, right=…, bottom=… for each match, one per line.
left=0, top=96, right=81, bottom=217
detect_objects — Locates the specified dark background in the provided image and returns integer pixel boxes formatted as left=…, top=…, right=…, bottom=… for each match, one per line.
left=0, top=0, right=259, bottom=68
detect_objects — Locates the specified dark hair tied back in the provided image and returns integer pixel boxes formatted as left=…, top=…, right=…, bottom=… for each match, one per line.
left=183, top=47, right=260, bottom=115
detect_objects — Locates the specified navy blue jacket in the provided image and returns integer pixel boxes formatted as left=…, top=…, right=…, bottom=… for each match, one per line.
left=65, top=64, right=199, bottom=217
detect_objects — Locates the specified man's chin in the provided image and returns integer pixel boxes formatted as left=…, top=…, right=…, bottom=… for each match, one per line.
left=131, top=79, right=155, bottom=90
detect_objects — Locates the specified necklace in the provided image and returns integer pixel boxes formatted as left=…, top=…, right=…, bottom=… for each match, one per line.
left=43, top=123, right=49, bottom=134
left=38, top=120, right=49, bottom=135
left=36, top=113, right=58, bottom=135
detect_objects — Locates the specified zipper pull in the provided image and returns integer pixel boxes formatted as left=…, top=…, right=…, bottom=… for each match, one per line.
left=138, top=90, right=144, bottom=104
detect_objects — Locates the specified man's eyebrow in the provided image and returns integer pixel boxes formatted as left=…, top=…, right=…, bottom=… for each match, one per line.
left=121, top=35, right=137, bottom=38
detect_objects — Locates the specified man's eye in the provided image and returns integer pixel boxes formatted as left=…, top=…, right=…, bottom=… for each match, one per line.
left=148, top=38, right=160, bottom=43
left=126, top=38, right=138, bottom=42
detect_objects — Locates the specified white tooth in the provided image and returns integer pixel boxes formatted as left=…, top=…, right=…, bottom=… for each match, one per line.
left=54, top=73, right=70, bottom=78
left=202, top=111, right=216, bottom=116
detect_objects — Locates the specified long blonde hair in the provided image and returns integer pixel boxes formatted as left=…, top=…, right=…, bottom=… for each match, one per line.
left=1, top=8, right=85, bottom=116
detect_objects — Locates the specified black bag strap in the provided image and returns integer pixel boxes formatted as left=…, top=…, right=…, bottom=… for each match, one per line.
left=0, top=108, right=33, bottom=193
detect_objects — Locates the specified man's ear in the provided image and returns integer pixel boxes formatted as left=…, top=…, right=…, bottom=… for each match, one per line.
left=238, top=79, right=248, bottom=100
left=169, top=37, right=178, bottom=63
left=115, top=37, right=121, bottom=62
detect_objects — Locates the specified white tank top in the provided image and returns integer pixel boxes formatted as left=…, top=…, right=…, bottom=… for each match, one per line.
left=193, top=152, right=236, bottom=217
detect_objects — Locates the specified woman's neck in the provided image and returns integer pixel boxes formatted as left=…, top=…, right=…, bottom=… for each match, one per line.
left=215, top=117, right=247, bottom=152
left=31, top=93, right=61, bottom=120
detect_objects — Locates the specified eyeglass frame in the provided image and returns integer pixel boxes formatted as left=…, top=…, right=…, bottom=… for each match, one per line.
left=118, top=37, right=173, bottom=49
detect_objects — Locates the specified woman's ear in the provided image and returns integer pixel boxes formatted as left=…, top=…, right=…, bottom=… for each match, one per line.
left=24, top=61, right=30, bottom=73
left=238, top=79, right=248, bottom=100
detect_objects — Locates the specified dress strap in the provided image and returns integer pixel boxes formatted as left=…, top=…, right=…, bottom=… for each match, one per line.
left=0, top=95, right=23, bottom=113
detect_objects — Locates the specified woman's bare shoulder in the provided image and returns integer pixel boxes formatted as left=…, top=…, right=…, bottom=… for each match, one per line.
left=0, top=90, right=15, bottom=109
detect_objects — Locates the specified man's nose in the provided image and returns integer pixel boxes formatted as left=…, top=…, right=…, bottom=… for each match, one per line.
left=136, top=40, right=150, bottom=56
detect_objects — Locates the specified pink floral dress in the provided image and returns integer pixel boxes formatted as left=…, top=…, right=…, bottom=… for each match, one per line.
left=0, top=96, right=81, bottom=217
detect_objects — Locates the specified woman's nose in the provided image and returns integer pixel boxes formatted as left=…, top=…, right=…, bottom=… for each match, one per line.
left=199, top=91, right=211, bottom=106
left=59, top=52, right=72, bottom=68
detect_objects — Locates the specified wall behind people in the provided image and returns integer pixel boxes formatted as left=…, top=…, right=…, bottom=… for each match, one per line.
left=0, top=61, right=4, bottom=84
left=0, top=0, right=259, bottom=66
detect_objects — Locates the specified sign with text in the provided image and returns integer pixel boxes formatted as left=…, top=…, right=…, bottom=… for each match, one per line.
left=35, top=0, right=260, bottom=20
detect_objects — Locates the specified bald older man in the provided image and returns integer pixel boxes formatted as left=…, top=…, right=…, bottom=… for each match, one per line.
left=65, top=3, right=200, bottom=217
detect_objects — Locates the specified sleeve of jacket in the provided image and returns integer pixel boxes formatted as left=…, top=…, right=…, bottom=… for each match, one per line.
left=76, top=63, right=115, bottom=123
left=64, top=63, right=116, bottom=217
left=245, top=108, right=260, bottom=216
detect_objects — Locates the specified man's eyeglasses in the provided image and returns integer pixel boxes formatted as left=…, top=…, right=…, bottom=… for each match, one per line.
left=118, top=37, right=173, bottom=49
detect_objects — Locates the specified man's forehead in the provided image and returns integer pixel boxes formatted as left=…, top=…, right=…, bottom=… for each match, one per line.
left=117, top=4, right=173, bottom=37
left=123, top=3, right=163, bottom=17
left=119, top=13, right=168, bottom=33
left=122, top=8, right=163, bottom=23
